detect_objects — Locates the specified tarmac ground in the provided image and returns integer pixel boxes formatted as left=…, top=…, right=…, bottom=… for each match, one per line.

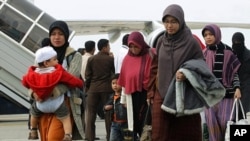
left=0, top=114, right=106, bottom=141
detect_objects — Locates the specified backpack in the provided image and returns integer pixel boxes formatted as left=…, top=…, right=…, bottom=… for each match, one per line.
left=66, top=51, right=84, bottom=81
left=66, top=51, right=86, bottom=109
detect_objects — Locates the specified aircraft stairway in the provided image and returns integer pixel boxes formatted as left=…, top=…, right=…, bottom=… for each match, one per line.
left=0, top=0, right=74, bottom=114
left=0, top=32, right=34, bottom=112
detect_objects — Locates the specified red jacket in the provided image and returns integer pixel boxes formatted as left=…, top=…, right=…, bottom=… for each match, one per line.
left=22, top=64, right=83, bottom=100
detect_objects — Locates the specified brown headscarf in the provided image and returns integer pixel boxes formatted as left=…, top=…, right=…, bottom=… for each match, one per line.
left=157, top=4, right=204, bottom=98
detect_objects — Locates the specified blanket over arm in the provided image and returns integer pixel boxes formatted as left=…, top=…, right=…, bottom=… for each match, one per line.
left=161, top=59, right=225, bottom=116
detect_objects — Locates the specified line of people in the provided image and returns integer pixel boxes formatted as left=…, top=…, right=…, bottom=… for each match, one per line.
left=21, top=3, right=250, bottom=141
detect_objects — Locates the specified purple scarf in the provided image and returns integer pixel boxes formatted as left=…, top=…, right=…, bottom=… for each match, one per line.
left=204, top=49, right=241, bottom=87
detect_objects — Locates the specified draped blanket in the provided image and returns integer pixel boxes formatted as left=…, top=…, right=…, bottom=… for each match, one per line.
left=161, top=59, right=225, bottom=117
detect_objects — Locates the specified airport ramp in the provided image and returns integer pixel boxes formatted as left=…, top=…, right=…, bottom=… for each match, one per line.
left=0, top=32, right=34, bottom=110
left=0, top=0, right=74, bottom=113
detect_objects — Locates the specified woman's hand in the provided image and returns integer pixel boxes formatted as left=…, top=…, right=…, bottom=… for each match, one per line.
left=176, top=70, right=186, bottom=81
left=146, top=99, right=153, bottom=105
left=234, top=88, right=241, bottom=99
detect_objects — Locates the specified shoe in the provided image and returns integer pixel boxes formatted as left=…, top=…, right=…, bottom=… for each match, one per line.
left=84, top=137, right=100, bottom=140
left=28, top=129, right=39, bottom=140
left=62, top=134, right=72, bottom=141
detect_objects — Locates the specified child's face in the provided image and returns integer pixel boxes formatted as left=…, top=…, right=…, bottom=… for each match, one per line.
left=44, top=56, right=58, bottom=67
left=111, top=79, right=122, bottom=92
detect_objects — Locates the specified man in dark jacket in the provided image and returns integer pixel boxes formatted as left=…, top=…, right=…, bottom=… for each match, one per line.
left=85, top=39, right=115, bottom=141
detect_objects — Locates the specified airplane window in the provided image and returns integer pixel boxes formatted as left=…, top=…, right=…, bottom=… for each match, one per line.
left=7, top=0, right=42, bottom=20
left=38, top=13, right=56, bottom=30
left=0, top=6, right=31, bottom=42
left=38, top=13, right=74, bottom=38
left=22, top=25, right=48, bottom=52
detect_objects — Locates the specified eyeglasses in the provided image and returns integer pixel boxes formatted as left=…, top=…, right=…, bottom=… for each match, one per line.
left=163, top=20, right=179, bottom=25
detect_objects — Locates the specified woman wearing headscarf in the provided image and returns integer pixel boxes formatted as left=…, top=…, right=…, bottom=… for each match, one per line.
left=202, top=24, right=241, bottom=141
left=148, top=4, right=204, bottom=141
left=232, top=32, right=250, bottom=116
left=193, top=34, right=206, bottom=50
left=118, top=31, right=152, bottom=140
left=35, top=20, right=84, bottom=141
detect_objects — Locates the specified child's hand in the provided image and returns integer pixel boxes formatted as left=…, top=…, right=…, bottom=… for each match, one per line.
left=33, top=93, right=42, bottom=102
left=104, top=105, right=113, bottom=110
left=109, top=52, right=114, bottom=57
left=122, top=104, right=127, bottom=108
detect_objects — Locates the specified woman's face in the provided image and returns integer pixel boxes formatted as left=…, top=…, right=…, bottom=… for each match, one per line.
left=129, top=44, right=142, bottom=55
left=163, top=16, right=180, bottom=35
left=50, top=28, right=66, bottom=47
left=203, top=30, right=216, bottom=46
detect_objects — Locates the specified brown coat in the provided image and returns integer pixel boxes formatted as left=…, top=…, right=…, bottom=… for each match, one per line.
left=157, top=4, right=204, bottom=98
left=85, top=51, right=114, bottom=93
left=148, top=4, right=203, bottom=141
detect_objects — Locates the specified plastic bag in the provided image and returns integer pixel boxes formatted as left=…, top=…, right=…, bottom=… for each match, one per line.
left=225, top=99, right=248, bottom=141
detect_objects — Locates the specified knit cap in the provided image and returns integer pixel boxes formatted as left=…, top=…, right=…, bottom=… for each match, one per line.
left=35, top=46, right=57, bottom=63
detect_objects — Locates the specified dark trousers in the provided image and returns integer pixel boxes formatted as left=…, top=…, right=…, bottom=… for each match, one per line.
left=131, top=90, right=147, bottom=138
left=85, top=92, right=111, bottom=141
left=105, top=109, right=112, bottom=140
